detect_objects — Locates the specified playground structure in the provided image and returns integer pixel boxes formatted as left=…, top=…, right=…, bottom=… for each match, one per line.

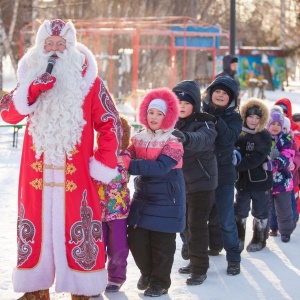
left=19, top=17, right=230, bottom=110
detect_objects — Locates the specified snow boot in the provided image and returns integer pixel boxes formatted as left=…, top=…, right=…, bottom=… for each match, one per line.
left=281, top=234, right=291, bottom=243
left=227, top=261, right=240, bottom=275
left=178, top=262, right=191, bottom=274
left=236, top=216, right=247, bottom=251
left=18, top=289, right=50, bottom=300
left=186, top=273, right=207, bottom=285
left=246, top=218, right=268, bottom=252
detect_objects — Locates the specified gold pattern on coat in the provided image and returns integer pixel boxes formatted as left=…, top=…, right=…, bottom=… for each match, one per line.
left=30, top=161, right=43, bottom=172
left=30, top=178, right=43, bottom=190
left=66, top=163, right=77, bottom=175
left=66, top=180, right=77, bottom=192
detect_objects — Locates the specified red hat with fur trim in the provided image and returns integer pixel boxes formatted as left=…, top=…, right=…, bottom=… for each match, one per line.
left=138, top=88, right=179, bottom=130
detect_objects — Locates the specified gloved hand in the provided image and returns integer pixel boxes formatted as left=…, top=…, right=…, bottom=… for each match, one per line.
left=196, top=112, right=217, bottom=124
left=262, top=161, right=274, bottom=171
left=172, top=129, right=187, bottom=144
left=28, top=72, right=56, bottom=105
left=232, top=149, right=242, bottom=166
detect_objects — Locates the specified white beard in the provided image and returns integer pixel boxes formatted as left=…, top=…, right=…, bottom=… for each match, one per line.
left=24, top=44, right=87, bottom=166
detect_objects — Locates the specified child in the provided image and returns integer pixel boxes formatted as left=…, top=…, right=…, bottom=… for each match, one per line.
left=203, top=75, right=242, bottom=275
left=264, top=107, right=296, bottom=242
left=94, top=115, right=131, bottom=293
left=234, top=98, right=273, bottom=252
left=119, top=88, right=185, bottom=297
left=172, top=80, right=218, bottom=284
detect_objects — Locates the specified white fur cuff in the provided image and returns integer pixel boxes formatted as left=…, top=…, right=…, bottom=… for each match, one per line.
left=89, top=157, right=119, bottom=184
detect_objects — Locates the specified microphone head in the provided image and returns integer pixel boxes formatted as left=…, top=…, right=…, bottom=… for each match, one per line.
left=48, top=56, right=57, bottom=65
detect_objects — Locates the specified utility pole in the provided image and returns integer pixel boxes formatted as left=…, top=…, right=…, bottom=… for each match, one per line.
left=230, top=0, right=236, bottom=55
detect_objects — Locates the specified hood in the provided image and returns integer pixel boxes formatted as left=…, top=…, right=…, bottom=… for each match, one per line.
left=138, top=87, right=179, bottom=130
left=203, top=75, right=238, bottom=114
left=275, top=98, right=293, bottom=120
left=240, top=97, right=270, bottom=133
left=172, top=80, right=201, bottom=113
left=223, top=54, right=238, bottom=77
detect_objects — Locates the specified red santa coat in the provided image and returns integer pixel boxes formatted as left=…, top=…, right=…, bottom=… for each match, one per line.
left=1, top=43, right=120, bottom=295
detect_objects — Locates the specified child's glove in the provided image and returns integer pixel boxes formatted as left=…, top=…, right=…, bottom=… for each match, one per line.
left=172, top=129, right=187, bottom=144
left=232, top=149, right=242, bottom=166
left=197, top=112, right=217, bottom=124
left=262, top=161, right=274, bottom=171
left=28, top=72, right=56, bottom=105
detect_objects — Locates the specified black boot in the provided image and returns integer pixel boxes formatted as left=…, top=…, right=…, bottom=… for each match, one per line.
left=178, top=262, right=191, bottom=274
left=246, top=218, right=268, bottom=252
left=236, top=216, right=247, bottom=251
left=186, top=273, right=207, bottom=285
left=137, top=275, right=151, bottom=290
left=227, top=261, right=240, bottom=275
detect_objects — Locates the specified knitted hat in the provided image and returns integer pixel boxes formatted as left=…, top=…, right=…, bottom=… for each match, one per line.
left=246, top=105, right=263, bottom=118
left=211, top=83, right=234, bottom=102
left=267, top=108, right=284, bottom=129
left=36, top=19, right=77, bottom=45
left=174, top=91, right=195, bottom=105
left=147, top=98, right=167, bottom=115
left=283, top=117, right=291, bottom=133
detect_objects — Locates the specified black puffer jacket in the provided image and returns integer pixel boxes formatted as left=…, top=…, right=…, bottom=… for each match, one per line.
left=173, top=80, right=218, bottom=193
left=235, top=98, right=273, bottom=192
left=203, top=76, right=242, bottom=185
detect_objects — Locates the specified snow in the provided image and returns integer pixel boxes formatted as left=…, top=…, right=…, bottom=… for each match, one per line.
left=1, top=86, right=300, bottom=300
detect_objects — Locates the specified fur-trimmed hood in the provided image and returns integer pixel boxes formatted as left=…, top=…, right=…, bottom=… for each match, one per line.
left=138, top=88, right=179, bottom=130
left=240, top=97, right=270, bottom=132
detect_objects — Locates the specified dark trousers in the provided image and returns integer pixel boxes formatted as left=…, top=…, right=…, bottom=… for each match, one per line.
left=235, top=189, right=270, bottom=219
left=186, top=189, right=215, bottom=275
left=208, top=202, right=224, bottom=251
left=215, top=184, right=241, bottom=262
left=269, top=191, right=295, bottom=235
left=127, top=226, right=176, bottom=289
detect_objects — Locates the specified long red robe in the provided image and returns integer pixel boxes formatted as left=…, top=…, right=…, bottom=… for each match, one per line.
left=0, top=43, right=120, bottom=295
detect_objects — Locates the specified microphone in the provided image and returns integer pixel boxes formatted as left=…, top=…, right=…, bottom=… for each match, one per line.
left=46, top=57, right=56, bottom=74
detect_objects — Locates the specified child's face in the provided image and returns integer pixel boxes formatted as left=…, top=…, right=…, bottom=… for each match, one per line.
left=147, top=108, right=164, bottom=131
left=178, top=101, right=193, bottom=118
left=211, top=89, right=230, bottom=107
left=246, top=114, right=260, bottom=129
left=269, top=122, right=282, bottom=136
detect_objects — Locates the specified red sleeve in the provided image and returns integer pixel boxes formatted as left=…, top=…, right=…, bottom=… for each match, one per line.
left=92, top=78, right=121, bottom=169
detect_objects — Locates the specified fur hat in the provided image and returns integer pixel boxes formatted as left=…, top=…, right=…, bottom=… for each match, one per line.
left=267, top=106, right=285, bottom=129
left=120, top=115, right=131, bottom=151
left=245, top=105, right=263, bottom=118
left=138, top=88, right=179, bottom=130
left=240, top=98, right=269, bottom=132
left=36, top=19, right=77, bottom=46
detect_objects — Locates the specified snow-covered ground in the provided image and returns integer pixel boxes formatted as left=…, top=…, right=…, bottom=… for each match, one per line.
left=1, top=86, right=300, bottom=300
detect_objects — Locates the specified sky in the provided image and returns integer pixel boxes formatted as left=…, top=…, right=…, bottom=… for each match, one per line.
left=1, top=86, right=300, bottom=300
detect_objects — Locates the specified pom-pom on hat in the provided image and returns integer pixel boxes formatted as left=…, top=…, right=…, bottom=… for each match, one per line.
left=267, top=108, right=285, bottom=129
left=147, top=98, right=167, bottom=115
left=36, top=19, right=77, bottom=46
